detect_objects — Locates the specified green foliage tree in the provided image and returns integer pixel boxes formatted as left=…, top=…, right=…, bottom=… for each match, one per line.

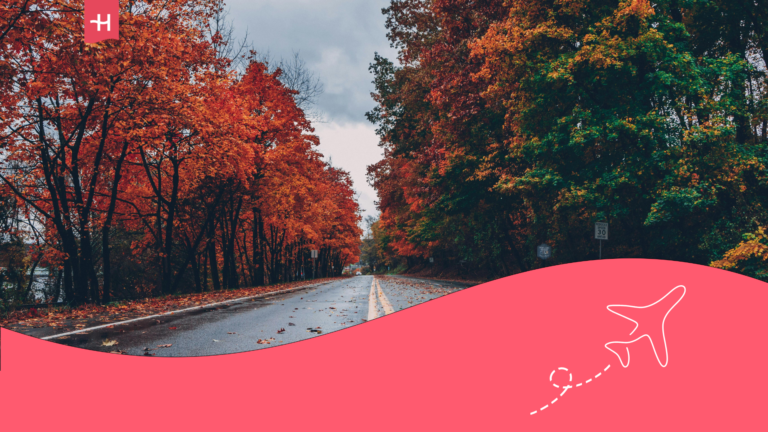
left=368, top=0, right=768, bottom=279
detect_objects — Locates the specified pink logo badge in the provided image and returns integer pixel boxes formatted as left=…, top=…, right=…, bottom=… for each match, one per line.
left=84, top=0, right=119, bottom=43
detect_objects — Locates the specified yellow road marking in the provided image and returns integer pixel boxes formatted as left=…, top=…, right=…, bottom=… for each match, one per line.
left=368, top=278, right=378, bottom=321
left=376, top=279, right=395, bottom=315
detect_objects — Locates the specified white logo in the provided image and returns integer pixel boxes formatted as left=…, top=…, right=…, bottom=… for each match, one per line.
left=90, top=14, right=111, bottom=32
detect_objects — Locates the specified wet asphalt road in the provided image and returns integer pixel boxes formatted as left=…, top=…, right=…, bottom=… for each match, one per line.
left=49, top=276, right=473, bottom=356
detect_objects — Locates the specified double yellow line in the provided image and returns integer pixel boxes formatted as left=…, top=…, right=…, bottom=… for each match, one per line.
left=367, top=277, right=395, bottom=320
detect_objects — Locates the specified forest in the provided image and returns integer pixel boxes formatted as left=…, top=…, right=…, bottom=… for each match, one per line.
left=366, top=0, right=768, bottom=280
left=0, top=0, right=362, bottom=310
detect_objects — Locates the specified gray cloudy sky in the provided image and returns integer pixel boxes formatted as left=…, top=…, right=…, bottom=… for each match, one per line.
left=225, top=0, right=398, bottom=222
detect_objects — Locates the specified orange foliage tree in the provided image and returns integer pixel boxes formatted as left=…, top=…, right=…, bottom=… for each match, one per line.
left=0, top=0, right=361, bottom=306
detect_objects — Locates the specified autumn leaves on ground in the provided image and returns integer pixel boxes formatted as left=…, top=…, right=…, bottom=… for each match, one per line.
left=1, top=278, right=342, bottom=337
left=0, top=1, right=361, bottom=320
left=364, top=0, right=768, bottom=282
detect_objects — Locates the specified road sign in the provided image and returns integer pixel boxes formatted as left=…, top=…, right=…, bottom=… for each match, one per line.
left=595, top=222, right=609, bottom=240
left=311, top=250, right=318, bottom=259
left=429, top=257, right=434, bottom=263
left=537, top=244, right=552, bottom=260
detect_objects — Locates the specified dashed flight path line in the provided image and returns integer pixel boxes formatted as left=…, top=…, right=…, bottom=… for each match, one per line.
left=530, top=364, right=611, bottom=415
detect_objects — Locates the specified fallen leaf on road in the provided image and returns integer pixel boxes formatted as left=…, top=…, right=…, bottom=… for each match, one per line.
left=157, top=344, right=172, bottom=348
left=227, top=332, right=236, bottom=334
left=144, top=352, right=156, bottom=356
left=110, top=350, right=127, bottom=355
left=288, top=322, right=296, bottom=326
left=102, top=339, right=118, bottom=347
left=277, top=328, right=286, bottom=334
left=0, top=282, right=340, bottom=332
left=168, top=326, right=177, bottom=330
left=213, top=339, right=220, bottom=342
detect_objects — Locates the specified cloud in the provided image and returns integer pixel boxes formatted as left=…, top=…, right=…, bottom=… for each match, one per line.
left=224, top=0, right=397, bottom=224
left=225, top=0, right=399, bottom=124
left=312, top=122, right=383, bottom=221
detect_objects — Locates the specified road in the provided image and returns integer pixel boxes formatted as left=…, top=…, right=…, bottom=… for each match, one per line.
left=47, top=276, right=474, bottom=356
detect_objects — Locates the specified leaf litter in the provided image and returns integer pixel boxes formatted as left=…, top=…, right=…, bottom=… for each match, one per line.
left=1, top=278, right=343, bottom=335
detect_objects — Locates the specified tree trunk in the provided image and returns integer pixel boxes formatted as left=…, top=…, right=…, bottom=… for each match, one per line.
left=102, top=140, right=130, bottom=304
left=253, top=208, right=265, bottom=287
left=191, top=253, right=202, bottom=293
left=202, top=251, right=209, bottom=292
left=162, top=158, right=181, bottom=294
left=208, top=221, right=221, bottom=291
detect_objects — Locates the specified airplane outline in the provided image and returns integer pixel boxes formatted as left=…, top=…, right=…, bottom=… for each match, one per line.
left=604, top=285, right=686, bottom=368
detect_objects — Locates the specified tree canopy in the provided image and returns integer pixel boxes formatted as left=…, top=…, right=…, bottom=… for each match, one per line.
left=367, top=0, right=768, bottom=280
left=0, top=0, right=361, bottom=308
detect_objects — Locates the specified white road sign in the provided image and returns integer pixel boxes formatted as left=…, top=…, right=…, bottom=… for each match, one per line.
left=311, top=250, right=318, bottom=259
left=595, top=222, right=609, bottom=240
left=537, top=244, right=552, bottom=260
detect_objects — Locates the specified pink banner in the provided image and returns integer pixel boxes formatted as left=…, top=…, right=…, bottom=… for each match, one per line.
left=84, top=0, right=119, bottom=43
left=0, top=259, right=765, bottom=430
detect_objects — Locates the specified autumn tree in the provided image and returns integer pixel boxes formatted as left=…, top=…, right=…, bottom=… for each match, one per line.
left=0, top=0, right=361, bottom=307
left=368, top=0, right=768, bottom=279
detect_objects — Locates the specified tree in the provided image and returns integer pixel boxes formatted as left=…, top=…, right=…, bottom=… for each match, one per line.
left=0, top=0, right=361, bottom=306
left=367, top=0, right=768, bottom=279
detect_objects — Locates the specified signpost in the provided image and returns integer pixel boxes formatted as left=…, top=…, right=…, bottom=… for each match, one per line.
left=595, top=222, right=608, bottom=259
left=311, top=249, right=318, bottom=279
left=537, top=244, right=552, bottom=261
left=429, top=257, right=434, bottom=263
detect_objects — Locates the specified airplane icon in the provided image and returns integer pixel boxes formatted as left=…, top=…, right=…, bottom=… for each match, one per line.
left=604, top=285, right=686, bottom=368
